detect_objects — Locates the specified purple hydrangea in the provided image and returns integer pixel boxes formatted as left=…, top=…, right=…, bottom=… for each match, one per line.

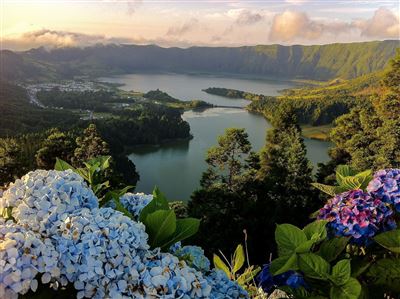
left=367, top=169, right=400, bottom=211
left=318, top=189, right=396, bottom=245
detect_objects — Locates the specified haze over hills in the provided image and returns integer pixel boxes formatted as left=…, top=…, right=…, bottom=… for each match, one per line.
left=1, top=40, right=398, bottom=82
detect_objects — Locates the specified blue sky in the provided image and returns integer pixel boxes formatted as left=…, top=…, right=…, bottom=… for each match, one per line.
left=1, top=0, right=399, bottom=50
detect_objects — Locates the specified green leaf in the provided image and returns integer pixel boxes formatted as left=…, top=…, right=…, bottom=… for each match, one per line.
left=354, top=169, right=373, bottom=190
left=336, top=165, right=357, bottom=180
left=139, top=187, right=170, bottom=222
left=374, top=229, right=400, bottom=253
left=295, top=240, right=315, bottom=254
left=311, top=182, right=337, bottom=196
left=232, top=244, right=245, bottom=274
left=366, top=258, right=400, bottom=293
left=330, top=278, right=361, bottom=299
left=159, top=218, right=200, bottom=250
left=303, top=220, right=328, bottom=241
left=54, top=158, right=75, bottom=171
left=270, top=256, right=290, bottom=274
left=213, top=254, right=231, bottom=279
left=237, top=266, right=261, bottom=286
left=317, top=237, right=348, bottom=262
left=273, top=253, right=298, bottom=275
left=113, top=197, right=134, bottom=218
left=298, top=253, right=330, bottom=280
left=145, top=210, right=176, bottom=248
left=331, top=259, right=351, bottom=286
left=275, top=224, right=307, bottom=256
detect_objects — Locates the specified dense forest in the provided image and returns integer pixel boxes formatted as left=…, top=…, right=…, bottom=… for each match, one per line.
left=1, top=40, right=398, bottom=82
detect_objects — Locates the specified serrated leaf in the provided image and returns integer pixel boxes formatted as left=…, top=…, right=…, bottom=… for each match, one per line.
left=311, top=182, right=337, bottom=196
left=374, top=229, right=400, bottom=253
left=330, top=277, right=361, bottom=299
left=275, top=224, right=307, bottom=256
left=366, top=258, right=400, bottom=293
left=213, top=254, right=231, bottom=279
left=336, top=165, right=357, bottom=181
left=232, top=244, right=245, bottom=274
left=298, top=253, right=330, bottom=280
left=331, top=259, right=351, bottom=286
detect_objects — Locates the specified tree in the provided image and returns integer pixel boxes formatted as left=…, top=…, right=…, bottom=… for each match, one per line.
left=200, top=128, right=254, bottom=192
left=258, top=104, right=315, bottom=209
left=0, top=138, right=24, bottom=185
left=36, top=128, right=76, bottom=169
left=73, top=124, right=110, bottom=166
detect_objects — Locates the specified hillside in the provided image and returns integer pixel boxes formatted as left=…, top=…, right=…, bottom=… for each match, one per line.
left=1, top=40, right=398, bottom=81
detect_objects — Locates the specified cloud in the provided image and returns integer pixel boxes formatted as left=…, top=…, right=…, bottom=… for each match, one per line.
left=166, top=18, right=200, bottom=36
left=285, top=0, right=309, bottom=4
left=353, top=7, right=400, bottom=38
left=1, top=29, right=135, bottom=51
left=269, top=7, right=400, bottom=42
left=235, top=9, right=264, bottom=25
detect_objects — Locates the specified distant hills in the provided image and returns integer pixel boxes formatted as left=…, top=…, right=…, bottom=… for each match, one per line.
left=1, top=40, right=399, bottom=81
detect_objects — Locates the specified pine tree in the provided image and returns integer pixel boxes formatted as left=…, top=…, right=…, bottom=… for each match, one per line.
left=73, top=124, right=110, bottom=166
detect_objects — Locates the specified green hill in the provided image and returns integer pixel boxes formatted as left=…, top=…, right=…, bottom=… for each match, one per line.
left=1, top=40, right=398, bottom=81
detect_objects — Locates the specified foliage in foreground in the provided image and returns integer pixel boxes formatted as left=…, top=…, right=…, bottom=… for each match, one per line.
left=256, top=166, right=400, bottom=299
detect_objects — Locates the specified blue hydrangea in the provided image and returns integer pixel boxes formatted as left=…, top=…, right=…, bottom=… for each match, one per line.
left=206, top=269, right=249, bottom=299
left=106, top=193, right=152, bottom=220
left=257, top=264, right=306, bottom=294
left=53, top=207, right=149, bottom=298
left=0, top=170, right=98, bottom=235
left=139, top=249, right=212, bottom=298
left=0, top=219, right=60, bottom=299
left=368, top=169, right=400, bottom=211
left=171, top=244, right=211, bottom=272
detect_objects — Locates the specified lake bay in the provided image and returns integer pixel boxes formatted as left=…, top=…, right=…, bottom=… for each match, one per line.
left=101, top=73, right=332, bottom=201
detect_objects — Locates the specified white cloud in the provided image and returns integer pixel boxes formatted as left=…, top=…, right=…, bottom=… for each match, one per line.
left=166, top=18, right=200, bottom=36
left=353, top=7, right=400, bottom=38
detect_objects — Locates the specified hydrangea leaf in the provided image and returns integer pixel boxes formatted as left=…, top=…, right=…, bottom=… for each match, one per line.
left=298, top=253, right=330, bottom=280
left=331, top=259, right=351, bottom=286
left=232, top=244, right=245, bottom=274
left=374, top=229, right=400, bottom=253
left=54, top=157, right=76, bottom=172
left=366, top=258, right=400, bottom=293
left=336, top=165, right=357, bottom=183
left=303, top=220, right=328, bottom=241
left=145, top=209, right=176, bottom=248
left=330, top=277, right=361, bottom=299
left=139, top=187, right=170, bottom=222
left=273, top=253, right=298, bottom=276
left=317, top=237, right=348, bottom=262
left=275, top=224, right=307, bottom=256
left=159, top=218, right=200, bottom=250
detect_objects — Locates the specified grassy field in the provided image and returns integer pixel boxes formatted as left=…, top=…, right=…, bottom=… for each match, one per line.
left=301, top=124, right=333, bottom=141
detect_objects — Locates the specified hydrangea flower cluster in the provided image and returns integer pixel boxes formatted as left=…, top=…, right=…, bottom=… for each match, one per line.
left=0, top=169, right=98, bottom=235
left=0, top=219, right=60, bottom=299
left=106, top=192, right=153, bottom=220
left=318, top=189, right=396, bottom=244
left=170, top=243, right=211, bottom=272
left=206, top=269, right=249, bottom=299
left=367, top=169, right=400, bottom=211
left=140, top=249, right=212, bottom=298
left=256, top=264, right=306, bottom=294
left=0, top=169, right=248, bottom=299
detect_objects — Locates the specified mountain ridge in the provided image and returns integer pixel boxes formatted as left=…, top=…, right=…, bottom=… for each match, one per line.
left=1, top=40, right=399, bottom=81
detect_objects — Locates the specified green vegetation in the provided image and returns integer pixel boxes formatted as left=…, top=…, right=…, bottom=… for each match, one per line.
left=318, top=50, right=400, bottom=178
left=1, top=40, right=397, bottom=82
left=144, top=89, right=213, bottom=109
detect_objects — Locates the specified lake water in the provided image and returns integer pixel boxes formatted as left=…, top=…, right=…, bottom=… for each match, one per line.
left=101, top=73, right=332, bottom=201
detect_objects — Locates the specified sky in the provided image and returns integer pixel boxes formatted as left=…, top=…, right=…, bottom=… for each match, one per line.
left=1, top=0, right=399, bottom=50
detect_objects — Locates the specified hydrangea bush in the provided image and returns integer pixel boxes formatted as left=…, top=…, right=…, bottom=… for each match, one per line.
left=260, top=167, right=400, bottom=299
left=0, top=169, right=249, bottom=299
